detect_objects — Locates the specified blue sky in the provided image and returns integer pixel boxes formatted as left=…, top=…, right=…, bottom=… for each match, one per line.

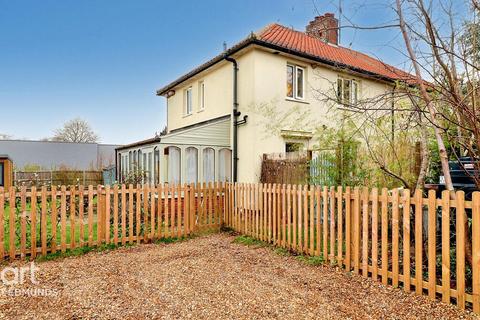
left=0, top=0, right=404, bottom=144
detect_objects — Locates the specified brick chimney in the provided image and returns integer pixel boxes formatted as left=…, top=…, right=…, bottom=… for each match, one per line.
left=306, top=13, right=339, bottom=45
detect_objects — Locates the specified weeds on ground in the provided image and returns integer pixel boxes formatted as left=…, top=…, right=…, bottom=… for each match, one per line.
left=35, top=231, right=215, bottom=263
left=233, top=235, right=267, bottom=247
left=274, top=247, right=290, bottom=256
left=231, top=234, right=326, bottom=267
left=36, top=242, right=134, bottom=262
left=296, top=255, right=325, bottom=266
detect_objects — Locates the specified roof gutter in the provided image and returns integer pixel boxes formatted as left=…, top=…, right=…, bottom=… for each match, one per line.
left=156, top=38, right=408, bottom=96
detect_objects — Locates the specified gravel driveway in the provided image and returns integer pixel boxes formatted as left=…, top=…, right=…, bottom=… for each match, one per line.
left=0, top=233, right=475, bottom=319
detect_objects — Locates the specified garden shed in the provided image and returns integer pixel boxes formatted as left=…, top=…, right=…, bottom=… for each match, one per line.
left=0, top=155, right=13, bottom=189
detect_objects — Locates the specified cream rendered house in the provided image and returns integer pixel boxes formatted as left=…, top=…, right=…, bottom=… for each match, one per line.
left=116, top=13, right=413, bottom=184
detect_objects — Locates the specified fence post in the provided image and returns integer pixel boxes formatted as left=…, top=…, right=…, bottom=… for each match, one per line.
left=189, top=183, right=194, bottom=234
left=322, top=186, right=328, bottom=260
left=353, top=187, right=360, bottom=274
left=441, top=190, right=451, bottom=303
left=371, top=188, right=379, bottom=281
left=41, top=186, right=47, bottom=256
left=345, top=186, right=351, bottom=271
left=30, top=187, right=37, bottom=258
left=337, top=186, right=343, bottom=266
left=456, top=190, right=466, bottom=309
left=102, top=185, right=108, bottom=244
left=402, top=189, right=411, bottom=292
left=362, top=187, right=369, bottom=278
left=98, top=185, right=103, bottom=244
left=414, top=189, right=423, bottom=295
left=61, top=186, right=67, bottom=253
left=20, top=186, right=26, bottom=258
left=472, top=192, right=480, bottom=313
left=381, top=188, right=388, bottom=285
left=329, top=186, right=335, bottom=263
left=135, top=184, right=141, bottom=243
left=427, top=190, right=436, bottom=299
left=392, top=188, right=399, bottom=288
left=113, top=184, right=119, bottom=245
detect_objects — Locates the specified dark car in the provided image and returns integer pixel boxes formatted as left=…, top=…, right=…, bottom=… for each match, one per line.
left=426, top=157, right=479, bottom=199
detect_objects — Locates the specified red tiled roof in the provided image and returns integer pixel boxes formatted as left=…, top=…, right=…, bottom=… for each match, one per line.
left=157, top=23, right=417, bottom=95
left=257, top=23, right=414, bottom=82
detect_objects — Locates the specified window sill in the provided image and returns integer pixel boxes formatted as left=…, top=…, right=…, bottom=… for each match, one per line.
left=285, top=97, right=309, bottom=104
left=197, top=108, right=205, bottom=113
left=183, top=113, right=193, bottom=118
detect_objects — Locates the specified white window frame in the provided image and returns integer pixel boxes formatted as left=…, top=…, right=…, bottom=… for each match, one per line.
left=337, top=77, right=359, bottom=106
left=295, top=66, right=305, bottom=100
left=199, top=81, right=205, bottom=110
left=286, top=64, right=305, bottom=101
left=185, top=87, right=193, bottom=115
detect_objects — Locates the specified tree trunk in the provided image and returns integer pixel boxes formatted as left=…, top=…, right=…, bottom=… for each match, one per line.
left=415, top=119, right=429, bottom=191
left=396, top=0, right=473, bottom=266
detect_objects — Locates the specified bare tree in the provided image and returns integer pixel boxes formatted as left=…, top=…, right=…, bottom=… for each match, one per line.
left=52, top=118, right=99, bottom=143
left=393, top=0, right=478, bottom=266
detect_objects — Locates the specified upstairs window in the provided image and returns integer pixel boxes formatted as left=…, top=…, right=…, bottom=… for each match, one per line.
left=337, top=78, right=359, bottom=106
left=185, top=87, right=193, bottom=115
left=287, top=64, right=305, bottom=100
left=199, top=81, right=205, bottom=110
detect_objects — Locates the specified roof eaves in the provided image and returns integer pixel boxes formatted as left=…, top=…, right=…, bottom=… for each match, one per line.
left=156, top=35, right=256, bottom=96
left=156, top=26, right=417, bottom=97
left=250, top=38, right=400, bottom=84
left=115, top=137, right=161, bottom=151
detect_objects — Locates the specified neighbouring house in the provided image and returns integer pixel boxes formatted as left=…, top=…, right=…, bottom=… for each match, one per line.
left=0, top=139, right=119, bottom=171
left=117, top=13, right=414, bottom=184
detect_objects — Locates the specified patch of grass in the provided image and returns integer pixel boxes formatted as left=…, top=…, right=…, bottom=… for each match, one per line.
left=296, top=254, right=325, bottom=266
left=35, top=242, right=135, bottom=262
left=35, top=232, right=211, bottom=263
left=233, top=235, right=267, bottom=247
left=154, top=237, right=183, bottom=244
left=229, top=233, right=327, bottom=266
left=274, top=247, right=290, bottom=256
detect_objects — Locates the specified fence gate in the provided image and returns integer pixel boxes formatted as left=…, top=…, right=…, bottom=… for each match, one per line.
left=310, top=150, right=336, bottom=186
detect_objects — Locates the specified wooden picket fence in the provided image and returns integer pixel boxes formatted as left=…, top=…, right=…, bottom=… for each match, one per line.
left=2, top=181, right=480, bottom=313
left=224, top=183, right=480, bottom=313
left=0, top=183, right=224, bottom=260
